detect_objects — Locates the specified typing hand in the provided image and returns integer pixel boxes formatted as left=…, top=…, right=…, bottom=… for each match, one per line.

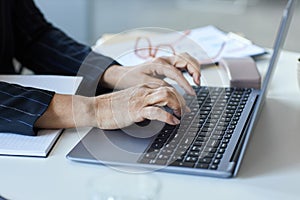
left=100, top=52, right=201, bottom=96
left=93, top=83, right=189, bottom=129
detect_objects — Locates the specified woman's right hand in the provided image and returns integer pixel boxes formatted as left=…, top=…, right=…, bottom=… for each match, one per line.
left=35, top=83, right=188, bottom=130
left=94, top=83, right=187, bottom=130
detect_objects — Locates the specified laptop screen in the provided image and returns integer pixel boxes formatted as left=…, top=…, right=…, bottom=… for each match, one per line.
left=258, top=0, right=295, bottom=107
left=232, top=0, right=296, bottom=176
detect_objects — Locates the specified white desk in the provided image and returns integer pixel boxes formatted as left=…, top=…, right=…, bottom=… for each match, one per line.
left=1, top=50, right=300, bottom=200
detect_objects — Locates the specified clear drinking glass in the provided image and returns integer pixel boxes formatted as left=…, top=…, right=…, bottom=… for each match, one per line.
left=87, top=172, right=161, bottom=200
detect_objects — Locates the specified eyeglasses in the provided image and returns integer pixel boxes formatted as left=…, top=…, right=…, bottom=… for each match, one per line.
left=134, top=30, right=251, bottom=64
left=134, top=30, right=191, bottom=60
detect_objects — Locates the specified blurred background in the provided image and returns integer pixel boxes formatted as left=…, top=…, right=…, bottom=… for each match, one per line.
left=35, top=0, right=299, bottom=52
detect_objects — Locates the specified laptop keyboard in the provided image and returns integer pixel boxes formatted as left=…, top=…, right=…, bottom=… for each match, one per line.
left=139, top=86, right=252, bottom=170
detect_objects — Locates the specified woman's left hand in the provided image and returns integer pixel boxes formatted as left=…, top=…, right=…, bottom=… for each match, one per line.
left=100, top=52, right=201, bottom=96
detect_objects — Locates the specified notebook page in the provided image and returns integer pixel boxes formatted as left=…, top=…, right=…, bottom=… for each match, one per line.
left=0, top=129, right=62, bottom=157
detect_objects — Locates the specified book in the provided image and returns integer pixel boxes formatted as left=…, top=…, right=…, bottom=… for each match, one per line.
left=0, top=75, right=82, bottom=157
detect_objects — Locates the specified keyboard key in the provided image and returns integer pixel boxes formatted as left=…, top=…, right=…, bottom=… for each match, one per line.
left=224, top=134, right=232, bottom=139
left=192, top=146, right=203, bottom=151
left=144, top=153, right=157, bottom=159
left=213, top=159, right=220, bottom=165
left=210, top=164, right=218, bottom=170
left=172, top=155, right=184, bottom=161
left=188, top=151, right=200, bottom=157
left=158, top=154, right=170, bottom=160
left=196, top=136, right=208, bottom=142
left=198, top=158, right=212, bottom=164
left=196, top=163, right=209, bottom=169
left=201, top=152, right=214, bottom=158
left=199, top=132, right=210, bottom=137
left=185, top=156, right=198, bottom=163
left=211, top=135, right=223, bottom=140
left=140, top=158, right=151, bottom=164
left=213, top=130, right=225, bottom=136
left=154, top=159, right=168, bottom=165
left=161, top=149, right=173, bottom=155
left=151, top=142, right=164, bottom=149
left=204, top=147, right=217, bottom=153
left=216, top=154, right=223, bottom=159
left=221, top=143, right=228, bottom=149
left=218, top=148, right=226, bottom=154
left=207, top=140, right=221, bottom=148
left=202, top=127, right=214, bottom=132
left=170, top=161, right=194, bottom=168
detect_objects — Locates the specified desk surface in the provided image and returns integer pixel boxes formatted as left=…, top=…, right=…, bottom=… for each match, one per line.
left=1, top=50, right=300, bottom=200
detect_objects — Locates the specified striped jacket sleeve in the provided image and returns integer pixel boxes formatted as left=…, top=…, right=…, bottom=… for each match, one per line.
left=0, top=81, right=55, bottom=136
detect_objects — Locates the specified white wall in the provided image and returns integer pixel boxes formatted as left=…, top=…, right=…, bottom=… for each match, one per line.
left=90, top=0, right=299, bottom=51
left=34, top=0, right=90, bottom=45
left=33, top=0, right=299, bottom=51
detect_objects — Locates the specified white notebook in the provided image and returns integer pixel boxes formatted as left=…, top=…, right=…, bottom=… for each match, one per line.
left=0, top=75, right=82, bottom=157
left=0, top=129, right=62, bottom=157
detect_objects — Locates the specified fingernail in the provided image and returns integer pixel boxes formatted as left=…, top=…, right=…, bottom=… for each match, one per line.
left=173, top=117, right=180, bottom=124
left=185, top=106, right=191, bottom=113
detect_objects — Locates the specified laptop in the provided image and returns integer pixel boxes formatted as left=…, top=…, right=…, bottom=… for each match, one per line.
left=67, top=0, right=296, bottom=178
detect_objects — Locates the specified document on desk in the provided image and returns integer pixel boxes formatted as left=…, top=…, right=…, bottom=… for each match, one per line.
left=0, top=75, right=82, bottom=157
left=93, top=25, right=266, bottom=66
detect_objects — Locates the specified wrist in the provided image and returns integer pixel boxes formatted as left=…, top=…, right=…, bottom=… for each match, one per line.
left=93, top=94, right=114, bottom=129
left=35, top=94, right=97, bottom=129
left=72, top=96, right=98, bottom=127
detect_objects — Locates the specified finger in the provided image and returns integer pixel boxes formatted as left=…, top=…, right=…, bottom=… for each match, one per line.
left=141, top=106, right=180, bottom=125
left=154, top=64, right=196, bottom=96
left=171, top=53, right=201, bottom=86
left=139, top=82, right=164, bottom=90
left=187, top=63, right=201, bottom=86
left=142, top=77, right=171, bottom=88
left=185, top=56, right=201, bottom=85
left=144, top=87, right=186, bottom=116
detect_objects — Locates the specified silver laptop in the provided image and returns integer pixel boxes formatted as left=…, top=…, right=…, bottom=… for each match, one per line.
left=67, top=0, right=296, bottom=178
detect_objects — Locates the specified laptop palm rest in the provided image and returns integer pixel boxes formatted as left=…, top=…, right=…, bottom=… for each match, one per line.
left=67, top=120, right=165, bottom=164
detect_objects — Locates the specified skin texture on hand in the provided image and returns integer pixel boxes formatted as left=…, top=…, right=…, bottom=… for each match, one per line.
left=100, top=52, right=201, bottom=96
left=94, top=83, right=187, bottom=129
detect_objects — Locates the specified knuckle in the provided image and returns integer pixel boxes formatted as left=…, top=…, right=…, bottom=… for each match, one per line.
left=154, top=57, right=166, bottom=64
left=136, top=86, right=146, bottom=94
left=180, top=52, right=190, bottom=58
left=159, top=88, right=170, bottom=98
left=162, top=87, right=176, bottom=98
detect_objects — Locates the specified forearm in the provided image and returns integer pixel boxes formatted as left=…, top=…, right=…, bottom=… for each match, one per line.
left=35, top=94, right=97, bottom=129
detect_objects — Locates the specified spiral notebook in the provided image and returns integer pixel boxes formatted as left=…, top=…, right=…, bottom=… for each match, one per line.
left=0, top=75, right=82, bottom=157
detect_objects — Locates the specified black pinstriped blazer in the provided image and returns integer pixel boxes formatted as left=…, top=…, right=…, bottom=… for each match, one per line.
left=0, top=0, right=118, bottom=135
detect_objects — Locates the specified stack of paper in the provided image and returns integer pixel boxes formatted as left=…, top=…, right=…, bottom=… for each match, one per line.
left=93, top=25, right=266, bottom=66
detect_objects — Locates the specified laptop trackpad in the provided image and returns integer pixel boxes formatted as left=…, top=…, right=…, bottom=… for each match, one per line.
left=78, top=120, right=164, bottom=163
